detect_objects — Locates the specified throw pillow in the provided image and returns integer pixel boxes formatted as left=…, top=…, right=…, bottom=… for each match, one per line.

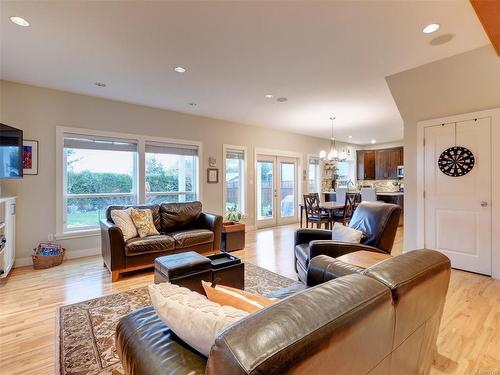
left=110, top=208, right=138, bottom=241
left=148, top=282, right=248, bottom=356
left=130, top=208, right=160, bottom=238
left=202, top=280, right=276, bottom=313
left=332, top=222, right=363, bottom=243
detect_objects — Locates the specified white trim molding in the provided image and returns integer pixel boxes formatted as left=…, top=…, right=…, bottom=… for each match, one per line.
left=306, top=153, right=320, bottom=194
left=416, top=107, right=500, bottom=279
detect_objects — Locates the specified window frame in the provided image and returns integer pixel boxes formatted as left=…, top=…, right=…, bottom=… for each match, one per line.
left=336, top=160, right=356, bottom=187
left=56, top=126, right=203, bottom=238
left=307, top=154, right=321, bottom=194
left=144, top=141, right=200, bottom=204
left=222, top=144, right=247, bottom=216
left=62, top=136, right=139, bottom=233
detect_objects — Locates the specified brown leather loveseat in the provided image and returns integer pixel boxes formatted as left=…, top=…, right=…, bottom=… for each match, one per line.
left=116, top=249, right=451, bottom=374
left=100, top=201, right=222, bottom=281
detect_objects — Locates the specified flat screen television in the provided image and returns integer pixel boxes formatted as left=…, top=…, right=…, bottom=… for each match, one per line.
left=0, top=123, right=23, bottom=179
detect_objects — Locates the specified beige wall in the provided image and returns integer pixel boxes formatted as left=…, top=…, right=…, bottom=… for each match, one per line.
left=0, top=80, right=330, bottom=261
left=386, top=45, right=500, bottom=254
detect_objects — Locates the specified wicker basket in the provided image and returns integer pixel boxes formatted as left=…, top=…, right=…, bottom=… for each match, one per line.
left=32, top=248, right=65, bottom=270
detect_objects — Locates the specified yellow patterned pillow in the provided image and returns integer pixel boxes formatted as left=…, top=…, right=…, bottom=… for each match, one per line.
left=130, top=208, right=160, bottom=238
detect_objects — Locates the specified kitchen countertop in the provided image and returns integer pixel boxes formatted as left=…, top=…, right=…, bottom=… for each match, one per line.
left=324, top=191, right=403, bottom=195
left=376, top=191, right=404, bottom=196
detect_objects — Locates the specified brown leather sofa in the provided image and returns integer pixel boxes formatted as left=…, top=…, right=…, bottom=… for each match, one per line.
left=100, top=201, right=222, bottom=282
left=116, top=249, right=451, bottom=374
left=294, top=201, right=401, bottom=282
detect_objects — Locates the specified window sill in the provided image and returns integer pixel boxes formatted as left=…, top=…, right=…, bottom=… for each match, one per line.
left=55, top=229, right=100, bottom=240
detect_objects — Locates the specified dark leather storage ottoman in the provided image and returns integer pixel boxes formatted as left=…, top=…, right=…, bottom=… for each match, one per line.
left=208, top=253, right=244, bottom=290
left=154, top=252, right=212, bottom=295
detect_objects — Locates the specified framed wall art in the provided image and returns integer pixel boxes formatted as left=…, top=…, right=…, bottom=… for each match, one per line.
left=23, top=140, right=39, bottom=175
left=207, top=168, right=219, bottom=183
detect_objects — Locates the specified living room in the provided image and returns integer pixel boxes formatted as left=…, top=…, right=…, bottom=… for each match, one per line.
left=1, top=1, right=500, bottom=375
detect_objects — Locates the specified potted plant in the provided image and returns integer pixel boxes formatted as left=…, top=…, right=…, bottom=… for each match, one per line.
left=222, top=205, right=246, bottom=252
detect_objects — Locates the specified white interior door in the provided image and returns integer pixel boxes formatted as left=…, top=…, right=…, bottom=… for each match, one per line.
left=256, top=155, right=297, bottom=228
left=424, top=118, right=492, bottom=275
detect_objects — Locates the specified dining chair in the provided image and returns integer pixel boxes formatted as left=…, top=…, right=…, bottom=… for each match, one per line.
left=361, top=187, right=377, bottom=202
left=303, top=193, right=331, bottom=229
left=342, top=192, right=362, bottom=224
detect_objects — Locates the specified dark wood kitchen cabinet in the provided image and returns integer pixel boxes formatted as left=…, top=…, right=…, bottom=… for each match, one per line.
left=356, top=150, right=376, bottom=180
left=376, top=193, right=404, bottom=226
left=357, top=147, right=403, bottom=180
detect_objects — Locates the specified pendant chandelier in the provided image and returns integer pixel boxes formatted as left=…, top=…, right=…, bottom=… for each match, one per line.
left=320, top=116, right=345, bottom=162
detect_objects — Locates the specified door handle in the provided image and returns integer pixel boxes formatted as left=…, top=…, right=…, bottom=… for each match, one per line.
left=480, top=201, right=488, bottom=207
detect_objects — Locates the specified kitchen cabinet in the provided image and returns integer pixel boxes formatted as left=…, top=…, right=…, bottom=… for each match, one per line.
left=324, top=192, right=336, bottom=202
left=356, top=150, right=376, bottom=180
left=357, top=147, right=403, bottom=180
left=376, top=193, right=404, bottom=226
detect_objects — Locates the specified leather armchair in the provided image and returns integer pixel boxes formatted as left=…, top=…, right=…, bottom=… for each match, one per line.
left=294, top=201, right=401, bottom=283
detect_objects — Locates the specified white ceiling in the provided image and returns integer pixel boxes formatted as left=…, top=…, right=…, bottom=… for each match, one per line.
left=0, top=1, right=490, bottom=144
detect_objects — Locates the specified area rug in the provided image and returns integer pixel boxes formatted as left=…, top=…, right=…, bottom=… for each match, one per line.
left=57, top=262, right=300, bottom=375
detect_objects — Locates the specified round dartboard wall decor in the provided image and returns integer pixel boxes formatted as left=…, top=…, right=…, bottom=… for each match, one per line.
left=437, top=146, right=475, bottom=177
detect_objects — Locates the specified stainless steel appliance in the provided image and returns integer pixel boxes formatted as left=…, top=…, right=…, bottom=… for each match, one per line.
left=397, top=165, right=404, bottom=179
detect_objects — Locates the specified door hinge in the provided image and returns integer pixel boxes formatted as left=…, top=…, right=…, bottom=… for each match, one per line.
left=423, top=138, right=426, bottom=147
left=423, top=191, right=426, bottom=199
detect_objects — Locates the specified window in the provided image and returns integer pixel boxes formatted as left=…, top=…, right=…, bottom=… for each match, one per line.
left=224, top=147, right=245, bottom=213
left=63, top=134, right=138, bottom=231
left=336, top=160, right=355, bottom=187
left=308, top=156, right=320, bottom=193
left=59, top=128, right=202, bottom=235
left=145, top=142, right=199, bottom=204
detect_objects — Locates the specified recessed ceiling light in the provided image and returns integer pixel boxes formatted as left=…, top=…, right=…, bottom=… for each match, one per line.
left=348, top=135, right=353, bottom=139
left=276, top=97, right=288, bottom=102
left=10, top=16, right=30, bottom=27
left=371, top=139, right=376, bottom=144
left=423, top=23, right=440, bottom=34
left=264, top=94, right=273, bottom=99
left=174, top=66, right=187, bottom=73
left=188, top=102, right=197, bottom=107
left=94, top=82, right=106, bottom=87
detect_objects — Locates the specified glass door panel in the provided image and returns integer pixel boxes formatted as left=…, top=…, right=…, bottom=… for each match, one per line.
left=256, top=155, right=298, bottom=228
left=280, top=162, right=295, bottom=218
left=256, top=159, right=275, bottom=226
left=277, top=157, right=297, bottom=225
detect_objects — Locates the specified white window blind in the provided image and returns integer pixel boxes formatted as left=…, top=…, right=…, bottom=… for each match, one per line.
left=145, top=141, right=198, bottom=156
left=309, top=157, right=319, bottom=165
left=226, top=149, right=245, bottom=160
left=64, top=133, right=138, bottom=152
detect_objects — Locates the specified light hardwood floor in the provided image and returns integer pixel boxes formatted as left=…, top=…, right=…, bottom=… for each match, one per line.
left=0, top=225, right=499, bottom=375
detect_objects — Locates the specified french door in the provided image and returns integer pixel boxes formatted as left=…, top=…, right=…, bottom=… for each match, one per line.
left=256, top=155, right=298, bottom=228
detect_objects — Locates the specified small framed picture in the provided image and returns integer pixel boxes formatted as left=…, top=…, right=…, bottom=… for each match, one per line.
left=23, top=140, right=39, bottom=175
left=207, top=168, right=219, bottom=183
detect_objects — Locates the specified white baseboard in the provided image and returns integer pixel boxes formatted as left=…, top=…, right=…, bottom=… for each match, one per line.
left=14, top=247, right=101, bottom=268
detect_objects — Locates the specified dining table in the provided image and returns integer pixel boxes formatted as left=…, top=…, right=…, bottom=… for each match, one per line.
left=298, top=200, right=345, bottom=228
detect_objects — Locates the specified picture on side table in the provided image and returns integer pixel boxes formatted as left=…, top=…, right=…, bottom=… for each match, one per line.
left=23, top=140, right=39, bottom=175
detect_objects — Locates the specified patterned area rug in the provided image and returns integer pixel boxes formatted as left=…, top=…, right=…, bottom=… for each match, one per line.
left=57, top=262, right=300, bottom=375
